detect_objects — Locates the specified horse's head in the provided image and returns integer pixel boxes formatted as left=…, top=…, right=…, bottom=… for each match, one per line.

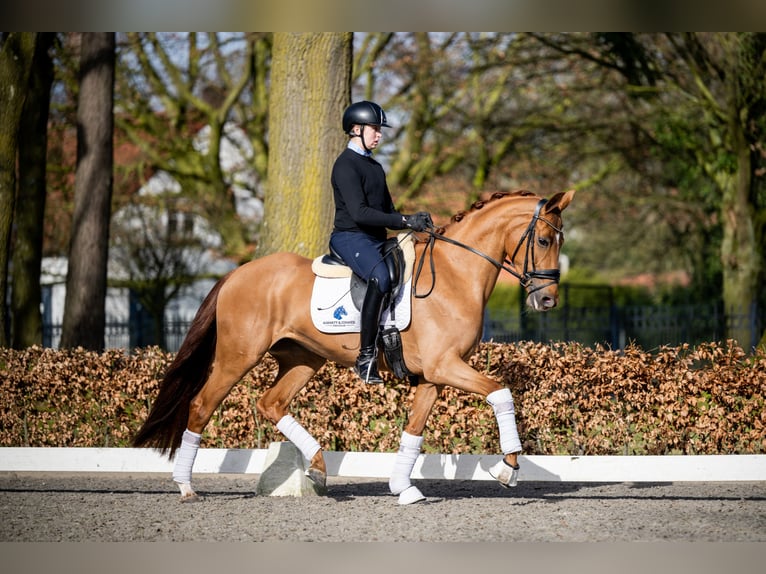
left=506, top=190, right=575, bottom=311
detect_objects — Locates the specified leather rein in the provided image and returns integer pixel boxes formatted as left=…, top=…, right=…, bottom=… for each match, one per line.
left=411, top=198, right=563, bottom=298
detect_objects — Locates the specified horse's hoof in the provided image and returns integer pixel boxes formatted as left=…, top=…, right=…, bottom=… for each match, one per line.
left=489, top=459, right=519, bottom=488
left=397, top=485, right=426, bottom=505
left=306, top=467, right=327, bottom=493
left=177, top=481, right=202, bottom=502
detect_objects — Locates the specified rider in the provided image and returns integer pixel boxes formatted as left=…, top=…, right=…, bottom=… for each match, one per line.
left=329, top=100, right=432, bottom=384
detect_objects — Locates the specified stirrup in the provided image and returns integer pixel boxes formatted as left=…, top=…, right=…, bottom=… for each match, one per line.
left=489, top=458, right=520, bottom=488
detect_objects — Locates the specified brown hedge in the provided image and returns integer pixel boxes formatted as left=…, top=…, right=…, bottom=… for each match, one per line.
left=1, top=341, right=764, bottom=455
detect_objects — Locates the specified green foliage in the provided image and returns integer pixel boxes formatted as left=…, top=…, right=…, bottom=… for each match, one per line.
left=559, top=268, right=654, bottom=307
left=486, top=283, right=521, bottom=313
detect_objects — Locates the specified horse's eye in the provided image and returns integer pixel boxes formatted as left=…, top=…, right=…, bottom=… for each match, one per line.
left=537, top=237, right=550, bottom=248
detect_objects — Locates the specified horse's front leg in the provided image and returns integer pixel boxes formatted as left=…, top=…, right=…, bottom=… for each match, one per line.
left=423, top=358, right=522, bottom=489
left=389, top=381, right=440, bottom=505
left=486, top=387, right=521, bottom=488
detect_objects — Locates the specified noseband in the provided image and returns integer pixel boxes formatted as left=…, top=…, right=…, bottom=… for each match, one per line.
left=413, top=198, right=563, bottom=298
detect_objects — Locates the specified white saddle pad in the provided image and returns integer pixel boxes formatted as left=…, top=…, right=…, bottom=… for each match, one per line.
left=310, top=276, right=412, bottom=334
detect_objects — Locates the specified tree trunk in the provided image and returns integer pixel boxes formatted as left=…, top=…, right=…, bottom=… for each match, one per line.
left=0, top=33, right=37, bottom=347
left=12, top=33, right=55, bottom=349
left=256, top=33, right=352, bottom=258
left=60, top=33, right=115, bottom=351
left=718, top=109, right=761, bottom=349
left=710, top=34, right=765, bottom=350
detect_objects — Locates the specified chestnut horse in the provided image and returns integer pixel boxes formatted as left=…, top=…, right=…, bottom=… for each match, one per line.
left=133, top=189, right=575, bottom=504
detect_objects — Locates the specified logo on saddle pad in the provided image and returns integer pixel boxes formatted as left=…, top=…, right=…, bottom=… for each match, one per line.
left=333, top=306, right=348, bottom=321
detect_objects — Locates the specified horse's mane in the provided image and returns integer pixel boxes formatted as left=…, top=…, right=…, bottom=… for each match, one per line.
left=429, top=189, right=536, bottom=236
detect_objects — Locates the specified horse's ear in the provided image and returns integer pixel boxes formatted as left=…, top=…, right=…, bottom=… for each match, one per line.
left=545, top=189, right=575, bottom=214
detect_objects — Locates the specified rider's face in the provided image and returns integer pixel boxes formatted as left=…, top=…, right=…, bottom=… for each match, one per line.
left=356, top=124, right=382, bottom=149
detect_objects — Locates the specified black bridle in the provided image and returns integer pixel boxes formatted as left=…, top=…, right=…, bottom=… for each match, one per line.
left=412, top=198, right=563, bottom=298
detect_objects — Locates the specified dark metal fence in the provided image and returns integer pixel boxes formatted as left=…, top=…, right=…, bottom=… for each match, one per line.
left=43, top=319, right=192, bottom=353
left=483, top=302, right=764, bottom=351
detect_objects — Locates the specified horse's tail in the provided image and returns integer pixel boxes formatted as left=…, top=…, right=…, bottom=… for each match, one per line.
left=132, top=271, right=233, bottom=458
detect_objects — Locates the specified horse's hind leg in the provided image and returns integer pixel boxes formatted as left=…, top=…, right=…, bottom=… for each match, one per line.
left=255, top=341, right=328, bottom=490
left=173, top=349, right=264, bottom=501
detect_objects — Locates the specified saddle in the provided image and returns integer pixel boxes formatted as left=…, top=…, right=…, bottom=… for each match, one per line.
left=311, top=233, right=417, bottom=382
left=311, top=233, right=415, bottom=310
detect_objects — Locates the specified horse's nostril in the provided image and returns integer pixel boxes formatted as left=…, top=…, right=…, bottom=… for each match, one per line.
left=543, top=297, right=557, bottom=309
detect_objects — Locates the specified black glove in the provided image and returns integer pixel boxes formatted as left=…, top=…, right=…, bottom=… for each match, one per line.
left=403, top=212, right=433, bottom=232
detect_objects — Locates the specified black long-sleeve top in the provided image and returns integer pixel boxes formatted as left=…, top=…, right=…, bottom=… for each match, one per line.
left=331, top=147, right=406, bottom=241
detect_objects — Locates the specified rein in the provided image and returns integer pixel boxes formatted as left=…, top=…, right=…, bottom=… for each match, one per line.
left=412, top=198, right=563, bottom=298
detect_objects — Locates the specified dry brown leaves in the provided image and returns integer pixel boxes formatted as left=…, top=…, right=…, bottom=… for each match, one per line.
left=1, top=340, right=764, bottom=455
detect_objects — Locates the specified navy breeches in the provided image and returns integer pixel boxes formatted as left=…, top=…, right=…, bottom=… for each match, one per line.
left=329, top=231, right=392, bottom=293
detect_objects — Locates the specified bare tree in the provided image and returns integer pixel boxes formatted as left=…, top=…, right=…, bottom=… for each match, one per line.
left=60, top=33, right=115, bottom=351
left=0, top=33, right=37, bottom=347
left=116, top=33, right=257, bottom=261
left=11, top=33, right=55, bottom=348
left=530, top=32, right=766, bottom=346
left=668, top=33, right=766, bottom=347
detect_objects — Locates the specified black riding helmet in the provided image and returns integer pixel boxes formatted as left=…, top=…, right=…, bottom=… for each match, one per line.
left=342, top=101, right=391, bottom=135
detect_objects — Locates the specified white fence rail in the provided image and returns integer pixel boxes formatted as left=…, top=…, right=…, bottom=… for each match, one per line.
left=2, top=447, right=764, bottom=482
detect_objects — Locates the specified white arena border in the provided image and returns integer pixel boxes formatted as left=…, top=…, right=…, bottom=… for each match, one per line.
left=1, top=447, right=764, bottom=481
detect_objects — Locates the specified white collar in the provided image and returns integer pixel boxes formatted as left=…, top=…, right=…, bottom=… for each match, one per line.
left=347, top=141, right=372, bottom=156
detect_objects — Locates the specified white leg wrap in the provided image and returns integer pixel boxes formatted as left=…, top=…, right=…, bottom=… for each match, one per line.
left=389, top=431, right=424, bottom=495
left=489, top=458, right=520, bottom=488
left=487, top=388, right=522, bottom=455
left=172, top=429, right=201, bottom=485
left=276, top=415, right=321, bottom=462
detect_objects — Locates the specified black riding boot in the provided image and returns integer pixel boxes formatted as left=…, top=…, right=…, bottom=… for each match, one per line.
left=355, top=278, right=386, bottom=384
